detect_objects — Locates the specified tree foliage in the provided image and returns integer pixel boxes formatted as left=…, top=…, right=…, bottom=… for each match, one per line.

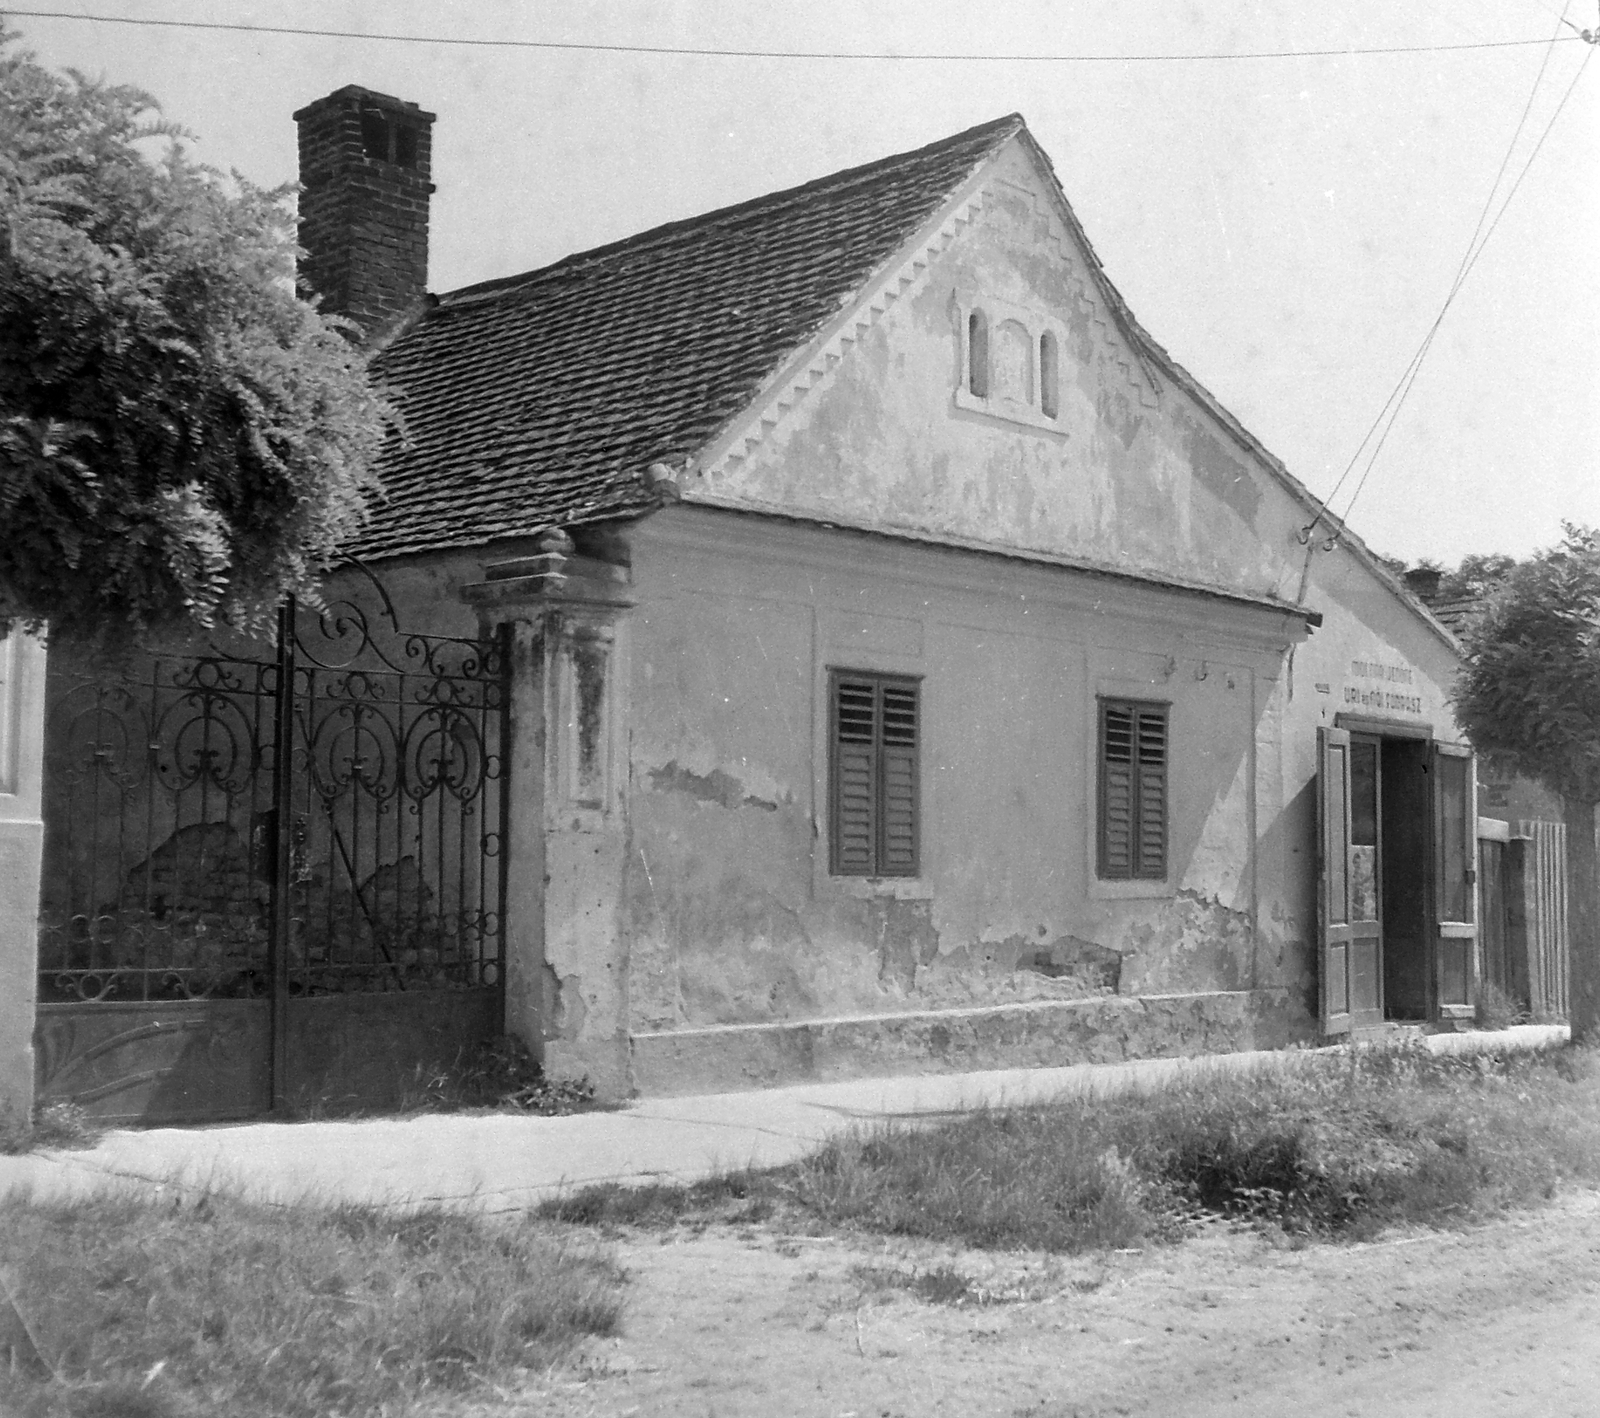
left=0, top=30, right=387, bottom=641
left=1453, top=524, right=1600, bottom=805
left=1439, top=552, right=1517, bottom=602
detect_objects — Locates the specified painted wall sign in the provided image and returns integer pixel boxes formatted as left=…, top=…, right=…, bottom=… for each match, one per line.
left=1343, top=656, right=1422, bottom=715
left=1349, top=659, right=1414, bottom=685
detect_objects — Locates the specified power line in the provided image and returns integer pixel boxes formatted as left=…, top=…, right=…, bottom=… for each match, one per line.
left=3, top=8, right=1589, bottom=62
left=1333, top=40, right=1594, bottom=536
left=1293, top=12, right=1591, bottom=574
left=1303, top=11, right=1568, bottom=538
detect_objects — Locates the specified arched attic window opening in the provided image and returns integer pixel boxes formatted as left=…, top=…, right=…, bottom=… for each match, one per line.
left=968, top=310, right=989, bottom=398
left=1040, top=331, right=1059, bottom=419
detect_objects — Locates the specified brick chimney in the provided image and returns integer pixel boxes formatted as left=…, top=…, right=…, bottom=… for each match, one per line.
left=293, top=85, right=436, bottom=338
left=1403, top=566, right=1443, bottom=603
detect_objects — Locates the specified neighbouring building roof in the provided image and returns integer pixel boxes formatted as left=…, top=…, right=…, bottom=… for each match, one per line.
left=1422, top=596, right=1483, bottom=636
left=354, top=115, right=1025, bottom=560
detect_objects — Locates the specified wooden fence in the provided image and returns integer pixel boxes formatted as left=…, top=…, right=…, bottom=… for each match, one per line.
left=1478, top=817, right=1568, bottom=1021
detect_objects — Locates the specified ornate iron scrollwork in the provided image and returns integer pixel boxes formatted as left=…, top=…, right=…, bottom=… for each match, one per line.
left=37, top=569, right=508, bottom=1010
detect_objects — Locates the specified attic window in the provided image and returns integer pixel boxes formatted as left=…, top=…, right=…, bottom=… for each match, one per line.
left=954, top=295, right=1066, bottom=435
left=968, top=311, right=989, bottom=398
left=1040, top=332, right=1059, bottom=419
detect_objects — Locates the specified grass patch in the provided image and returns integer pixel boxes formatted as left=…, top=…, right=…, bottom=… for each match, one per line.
left=852, top=1263, right=991, bottom=1306
left=0, top=1188, right=623, bottom=1417
left=0, top=1102, right=99, bottom=1156
left=1474, top=980, right=1529, bottom=1031
left=286, top=1037, right=608, bottom=1120
left=541, top=1044, right=1600, bottom=1253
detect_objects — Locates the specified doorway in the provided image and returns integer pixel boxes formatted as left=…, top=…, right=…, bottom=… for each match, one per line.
left=1317, top=724, right=1476, bottom=1037
left=1376, top=736, right=1429, bottom=1020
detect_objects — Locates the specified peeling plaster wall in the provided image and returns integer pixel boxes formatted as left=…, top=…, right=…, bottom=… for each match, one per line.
left=1258, top=544, right=1468, bottom=1017
left=346, top=134, right=1476, bottom=1083
left=641, top=132, right=1471, bottom=1054
left=342, top=548, right=640, bottom=1092
left=689, top=141, right=1299, bottom=601
left=623, top=505, right=1300, bottom=1040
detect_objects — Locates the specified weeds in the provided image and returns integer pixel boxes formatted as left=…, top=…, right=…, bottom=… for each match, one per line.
left=852, top=1263, right=991, bottom=1306
left=287, top=1036, right=603, bottom=1120
left=1475, top=980, right=1529, bottom=1031
left=541, top=1171, right=771, bottom=1228
left=396, top=1036, right=602, bottom=1117
left=0, top=1102, right=99, bottom=1156
left=541, top=1044, right=1600, bottom=1253
left=0, top=1188, right=623, bottom=1418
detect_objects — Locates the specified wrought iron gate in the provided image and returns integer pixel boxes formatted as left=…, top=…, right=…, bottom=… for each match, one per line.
left=34, top=570, right=509, bottom=1122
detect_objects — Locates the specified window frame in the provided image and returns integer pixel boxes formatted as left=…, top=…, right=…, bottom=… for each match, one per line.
left=828, top=669, right=922, bottom=879
left=952, top=292, right=1068, bottom=434
left=1096, top=696, right=1170, bottom=882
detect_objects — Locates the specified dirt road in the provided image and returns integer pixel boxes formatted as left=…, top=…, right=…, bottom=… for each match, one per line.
left=465, top=1191, right=1600, bottom=1418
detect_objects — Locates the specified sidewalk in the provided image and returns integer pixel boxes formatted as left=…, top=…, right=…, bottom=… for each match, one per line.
left=2, top=1024, right=1568, bottom=1214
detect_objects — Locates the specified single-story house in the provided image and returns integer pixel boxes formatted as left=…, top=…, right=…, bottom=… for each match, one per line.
left=17, top=85, right=1561, bottom=1120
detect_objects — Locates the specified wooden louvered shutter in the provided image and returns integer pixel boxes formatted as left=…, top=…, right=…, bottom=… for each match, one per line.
left=1134, top=705, right=1168, bottom=879
left=1098, top=699, right=1168, bottom=880
left=831, top=674, right=919, bottom=877
left=832, top=677, right=877, bottom=875
left=1099, top=704, right=1136, bottom=878
left=879, top=683, right=919, bottom=876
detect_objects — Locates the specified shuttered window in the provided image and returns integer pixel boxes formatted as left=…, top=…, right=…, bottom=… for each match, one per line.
left=830, top=672, right=920, bottom=877
left=1098, top=699, right=1168, bottom=880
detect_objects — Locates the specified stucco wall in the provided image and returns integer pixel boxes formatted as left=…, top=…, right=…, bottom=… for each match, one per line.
left=0, top=632, right=47, bottom=1120
left=623, top=505, right=1305, bottom=1039
left=1243, top=544, right=1468, bottom=1014
left=688, top=140, right=1307, bottom=603
left=344, top=134, right=1480, bottom=1084
left=636, top=131, right=1472, bottom=1052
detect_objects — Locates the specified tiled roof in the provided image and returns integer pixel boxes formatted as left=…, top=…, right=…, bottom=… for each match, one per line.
left=353, top=115, right=1024, bottom=560
left=1425, top=595, right=1483, bottom=635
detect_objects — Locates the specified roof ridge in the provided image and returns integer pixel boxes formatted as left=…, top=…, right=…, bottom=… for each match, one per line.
left=439, top=113, right=1025, bottom=308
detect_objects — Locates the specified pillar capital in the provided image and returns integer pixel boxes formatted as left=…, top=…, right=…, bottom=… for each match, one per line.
left=461, top=543, right=634, bottom=626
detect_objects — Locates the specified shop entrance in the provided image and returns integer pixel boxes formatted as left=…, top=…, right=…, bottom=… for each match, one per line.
left=1317, top=724, right=1477, bottom=1036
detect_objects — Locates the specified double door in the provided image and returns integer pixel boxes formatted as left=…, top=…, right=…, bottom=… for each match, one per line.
left=1316, top=727, right=1477, bottom=1034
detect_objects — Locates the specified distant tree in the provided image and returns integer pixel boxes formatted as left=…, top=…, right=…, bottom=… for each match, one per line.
left=1453, top=524, right=1600, bottom=1037
left=0, top=29, right=387, bottom=641
left=1438, top=552, right=1517, bottom=602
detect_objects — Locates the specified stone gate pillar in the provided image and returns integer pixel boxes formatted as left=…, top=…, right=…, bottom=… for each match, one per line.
left=0, top=631, right=47, bottom=1121
left=464, top=534, right=634, bottom=1098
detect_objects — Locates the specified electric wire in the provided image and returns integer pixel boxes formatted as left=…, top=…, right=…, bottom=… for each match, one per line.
left=1292, top=8, right=1586, bottom=578
left=1300, top=7, right=1568, bottom=545
left=2, top=8, right=1587, bottom=62
left=1332, top=39, right=1594, bottom=539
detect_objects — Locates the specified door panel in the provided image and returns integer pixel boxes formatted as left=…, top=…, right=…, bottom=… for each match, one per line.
left=1346, top=737, right=1384, bottom=1029
left=1318, top=727, right=1354, bottom=1036
left=1433, top=743, right=1478, bottom=1018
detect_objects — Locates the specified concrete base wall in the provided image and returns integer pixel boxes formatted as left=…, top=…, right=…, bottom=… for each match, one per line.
left=0, top=819, right=42, bottom=1118
left=0, top=632, right=46, bottom=1123
left=630, top=987, right=1313, bottom=1097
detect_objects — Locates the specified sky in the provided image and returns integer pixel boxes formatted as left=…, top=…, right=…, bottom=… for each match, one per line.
left=9, top=1, right=1599, bottom=568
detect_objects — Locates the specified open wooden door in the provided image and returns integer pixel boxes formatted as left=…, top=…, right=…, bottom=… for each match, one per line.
left=1433, top=741, right=1478, bottom=1021
left=1317, top=726, right=1354, bottom=1036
